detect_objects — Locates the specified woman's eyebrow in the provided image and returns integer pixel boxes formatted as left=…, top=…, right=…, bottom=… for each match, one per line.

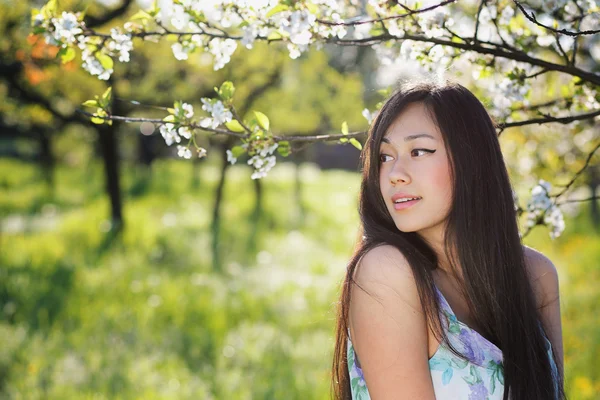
left=381, top=133, right=437, bottom=144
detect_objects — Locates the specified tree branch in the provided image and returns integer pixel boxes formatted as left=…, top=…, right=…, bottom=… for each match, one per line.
left=315, top=0, right=457, bottom=26
left=329, top=33, right=600, bottom=86
left=553, top=141, right=600, bottom=197
left=499, top=109, right=600, bottom=130
left=85, top=0, right=135, bottom=29
left=512, top=0, right=600, bottom=37
left=473, top=0, right=486, bottom=45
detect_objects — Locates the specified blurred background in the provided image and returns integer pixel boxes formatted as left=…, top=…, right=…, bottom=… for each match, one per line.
left=1, top=0, right=599, bottom=399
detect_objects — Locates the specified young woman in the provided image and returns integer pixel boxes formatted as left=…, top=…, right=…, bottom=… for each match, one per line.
left=331, top=80, right=565, bottom=400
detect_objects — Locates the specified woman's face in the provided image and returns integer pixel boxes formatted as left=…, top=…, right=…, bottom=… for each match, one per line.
left=378, top=102, right=453, bottom=240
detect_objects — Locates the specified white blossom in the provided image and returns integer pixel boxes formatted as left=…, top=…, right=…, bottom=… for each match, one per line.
left=50, top=12, right=82, bottom=45
left=242, top=24, right=259, bottom=49
left=200, top=99, right=233, bottom=128
left=208, top=38, right=237, bottom=70
left=282, top=10, right=316, bottom=45
left=362, top=108, right=378, bottom=124
left=246, top=140, right=279, bottom=179
left=498, top=6, right=515, bottom=26
left=177, top=145, right=193, bottom=159
left=81, top=55, right=113, bottom=80
left=479, top=5, right=497, bottom=25
left=33, top=13, right=46, bottom=29
left=108, top=28, right=133, bottom=62
left=226, top=149, right=237, bottom=164
left=525, top=179, right=564, bottom=238
left=542, top=0, right=569, bottom=13
left=171, top=42, right=190, bottom=60
left=180, top=102, right=194, bottom=118
left=544, top=205, right=565, bottom=239
left=178, top=126, right=192, bottom=139
left=160, top=123, right=181, bottom=146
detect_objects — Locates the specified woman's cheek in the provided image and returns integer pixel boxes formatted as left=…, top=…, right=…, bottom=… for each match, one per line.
left=432, top=158, right=453, bottom=202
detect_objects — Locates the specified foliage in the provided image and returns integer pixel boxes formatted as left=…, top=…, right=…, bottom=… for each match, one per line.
left=0, top=158, right=598, bottom=399
left=24, top=0, right=600, bottom=237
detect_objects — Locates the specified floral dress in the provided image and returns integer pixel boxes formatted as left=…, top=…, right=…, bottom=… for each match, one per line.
left=347, top=286, right=559, bottom=399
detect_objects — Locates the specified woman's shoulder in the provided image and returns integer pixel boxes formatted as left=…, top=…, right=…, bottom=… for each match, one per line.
left=522, top=244, right=560, bottom=308
left=351, top=245, right=416, bottom=291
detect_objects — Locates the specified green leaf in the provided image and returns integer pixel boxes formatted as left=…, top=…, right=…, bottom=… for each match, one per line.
left=341, top=121, right=348, bottom=135
left=267, top=31, right=283, bottom=41
left=225, top=120, right=245, bottom=132
left=60, top=47, right=76, bottom=64
left=82, top=100, right=98, bottom=107
left=231, top=145, right=246, bottom=158
left=349, top=138, right=362, bottom=150
left=265, top=4, right=289, bottom=18
left=218, top=81, right=235, bottom=102
left=253, top=130, right=265, bottom=140
left=91, top=110, right=106, bottom=124
left=149, top=0, right=161, bottom=17
left=163, top=115, right=176, bottom=123
left=101, top=87, right=112, bottom=104
left=277, top=140, right=291, bottom=157
left=41, top=0, right=57, bottom=18
left=339, top=138, right=348, bottom=143
left=130, top=10, right=153, bottom=22
left=305, top=2, right=319, bottom=14
left=167, top=108, right=176, bottom=114
left=96, top=53, right=114, bottom=71
left=277, top=147, right=290, bottom=157
left=254, top=111, right=270, bottom=131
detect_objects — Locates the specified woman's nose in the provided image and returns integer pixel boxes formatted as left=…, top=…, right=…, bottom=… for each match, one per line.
left=389, top=162, right=411, bottom=185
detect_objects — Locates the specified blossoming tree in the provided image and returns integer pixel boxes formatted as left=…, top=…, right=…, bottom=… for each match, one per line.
left=31, top=0, right=600, bottom=239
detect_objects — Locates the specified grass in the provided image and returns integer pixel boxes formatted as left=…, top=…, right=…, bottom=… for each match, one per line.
left=0, top=157, right=598, bottom=399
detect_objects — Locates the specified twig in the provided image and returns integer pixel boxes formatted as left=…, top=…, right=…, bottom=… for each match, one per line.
left=552, top=141, right=600, bottom=197
left=513, top=0, right=600, bottom=36
left=329, top=33, right=600, bottom=86
left=75, top=109, right=366, bottom=142
left=499, top=109, right=600, bottom=129
left=473, top=0, right=486, bottom=45
left=315, top=0, right=457, bottom=26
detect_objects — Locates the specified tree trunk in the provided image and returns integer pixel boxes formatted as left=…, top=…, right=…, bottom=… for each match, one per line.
left=211, top=137, right=235, bottom=272
left=38, top=129, right=54, bottom=197
left=291, top=151, right=306, bottom=229
left=97, top=81, right=123, bottom=230
left=588, top=164, right=599, bottom=231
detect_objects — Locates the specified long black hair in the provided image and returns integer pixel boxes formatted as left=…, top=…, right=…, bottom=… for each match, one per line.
left=331, top=80, right=565, bottom=400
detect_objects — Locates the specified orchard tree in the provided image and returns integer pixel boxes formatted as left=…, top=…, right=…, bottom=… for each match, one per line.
left=30, top=0, right=600, bottom=239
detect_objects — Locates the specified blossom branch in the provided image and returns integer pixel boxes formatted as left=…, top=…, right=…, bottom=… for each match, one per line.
left=555, top=195, right=600, bottom=206
left=498, top=108, right=600, bottom=130
left=329, top=34, right=600, bottom=86
left=315, top=0, right=457, bottom=26
left=75, top=108, right=364, bottom=142
left=553, top=141, right=600, bottom=196
left=512, top=0, right=600, bottom=37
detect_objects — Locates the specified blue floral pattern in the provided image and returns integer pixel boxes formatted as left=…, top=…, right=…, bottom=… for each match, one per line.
left=347, top=286, right=559, bottom=399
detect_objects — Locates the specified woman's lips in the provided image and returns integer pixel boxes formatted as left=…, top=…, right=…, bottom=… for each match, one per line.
left=393, top=198, right=421, bottom=210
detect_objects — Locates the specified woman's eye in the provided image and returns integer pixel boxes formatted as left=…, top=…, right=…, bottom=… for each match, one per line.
left=412, top=149, right=436, bottom=157
left=380, top=154, right=392, bottom=163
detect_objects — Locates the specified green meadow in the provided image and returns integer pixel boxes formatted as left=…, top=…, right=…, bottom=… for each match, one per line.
left=1, top=158, right=598, bottom=399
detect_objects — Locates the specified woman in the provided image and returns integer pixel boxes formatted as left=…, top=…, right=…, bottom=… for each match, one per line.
left=331, top=80, right=565, bottom=399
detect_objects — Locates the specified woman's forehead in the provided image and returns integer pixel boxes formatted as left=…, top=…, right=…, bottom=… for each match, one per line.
left=382, top=103, right=441, bottom=142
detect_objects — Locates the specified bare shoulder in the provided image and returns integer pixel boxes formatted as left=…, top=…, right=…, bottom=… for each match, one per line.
left=521, top=245, right=564, bottom=374
left=352, top=244, right=413, bottom=285
left=348, top=244, right=435, bottom=399
left=522, top=244, right=560, bottom=308
left=351, top=244, right=423, bottom=314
